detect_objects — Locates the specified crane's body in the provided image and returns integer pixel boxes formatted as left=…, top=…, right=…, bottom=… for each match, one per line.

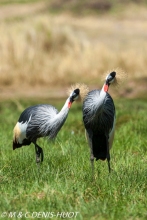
left=13, top=88, right=80, bottom=163
left=82, top=72, right=116, bottom=173
left=13, top=104, right=69, bottom=148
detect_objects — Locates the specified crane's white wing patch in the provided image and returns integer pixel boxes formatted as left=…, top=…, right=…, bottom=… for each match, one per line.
left=13, top=116, right=31, bottom=144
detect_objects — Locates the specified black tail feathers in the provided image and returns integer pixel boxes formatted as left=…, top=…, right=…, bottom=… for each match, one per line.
left=92, top=134, right=108, bottom=161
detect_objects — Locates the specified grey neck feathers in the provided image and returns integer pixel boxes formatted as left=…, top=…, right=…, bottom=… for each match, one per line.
left=48, top=98, right=70, bottom=139
left=93, top=89, right=107, bottom=115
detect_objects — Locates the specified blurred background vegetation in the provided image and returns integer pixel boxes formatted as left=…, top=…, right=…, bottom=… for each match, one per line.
left=1, top=2, right=147, bottom=219
left=0, top=0, right=147, bottom=99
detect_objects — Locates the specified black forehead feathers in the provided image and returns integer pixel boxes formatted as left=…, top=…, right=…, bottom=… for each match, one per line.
left=110, top=71, right=116, bottom=78
left=73, top=88, right=80, bottom=95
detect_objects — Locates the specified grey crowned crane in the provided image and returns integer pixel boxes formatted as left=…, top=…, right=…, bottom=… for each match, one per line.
left=83, top=71, right=117, bottom=173
left=13, top=88, right=80, bottom=163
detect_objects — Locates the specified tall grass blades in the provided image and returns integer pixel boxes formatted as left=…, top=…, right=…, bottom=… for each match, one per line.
left=0, top=99, right=147, bottom=219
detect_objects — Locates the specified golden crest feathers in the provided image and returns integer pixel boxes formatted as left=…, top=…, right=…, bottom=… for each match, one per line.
left=67, top=83, right=89, bottom=101
left=103, top=68, right=127, bottom=87
left=13, top=123, right=21, bottom=141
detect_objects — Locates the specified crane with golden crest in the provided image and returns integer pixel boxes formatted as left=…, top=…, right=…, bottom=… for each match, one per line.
left=82, top=69, right=126, bottom=174
left=13, top=84, right=88, bottom=164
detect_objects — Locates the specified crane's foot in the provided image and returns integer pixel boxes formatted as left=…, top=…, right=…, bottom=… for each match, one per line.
left=40, top=148, right=44, bottom=162
left=36, top=153, right=41, bottom=163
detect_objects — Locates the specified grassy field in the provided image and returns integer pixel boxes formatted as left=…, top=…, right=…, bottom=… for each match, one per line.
left=0, top=97, right=147, bottom=220
left=0, top=1, right=147, bottom=219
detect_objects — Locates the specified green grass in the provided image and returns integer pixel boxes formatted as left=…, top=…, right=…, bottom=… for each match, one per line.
left=0, top=98, right=147, bottom=220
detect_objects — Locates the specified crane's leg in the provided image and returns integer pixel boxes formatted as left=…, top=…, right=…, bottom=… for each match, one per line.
left=106, top=143, right=111, bottom=173
left=34, top=143, right=44, bottom=163
left=90, top=151, right=94, bottom=176
left=107, top=153, right=111, bottom=173
left=85, top=129, right=94, bottom=176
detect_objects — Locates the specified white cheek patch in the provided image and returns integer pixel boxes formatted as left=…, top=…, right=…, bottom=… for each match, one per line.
left=18, top=122, right=28, bottom=143
left=110, top=78, right=115, bottom=84
left=74, top=95, right=79, bottom=101
left=106, top=74, right=114, bottom=84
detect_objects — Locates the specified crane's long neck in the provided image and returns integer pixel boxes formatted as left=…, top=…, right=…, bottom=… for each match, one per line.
left=102, top=81, right=109, bottom=93
left=49, top=97, right=71, bottom=139
left=55, top=97, right=71, bottom=125
left=94, top=83, right=109, bottom=115
left=59, top=97, right=70, bottom=117
left=100, top=83, right=108, bottom=99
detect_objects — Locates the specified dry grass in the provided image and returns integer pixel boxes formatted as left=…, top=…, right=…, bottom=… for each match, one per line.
left=0, top=3, right=147, bottom=98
